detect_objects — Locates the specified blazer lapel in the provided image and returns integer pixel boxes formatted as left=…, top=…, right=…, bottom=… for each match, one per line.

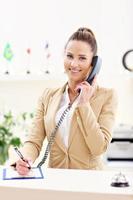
left=47, top=84, right=67, bottom=153
left=68, top=85, right=99, bottom=148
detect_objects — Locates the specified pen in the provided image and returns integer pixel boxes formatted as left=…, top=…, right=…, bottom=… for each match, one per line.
left=14, top=147, right=31, bottom=169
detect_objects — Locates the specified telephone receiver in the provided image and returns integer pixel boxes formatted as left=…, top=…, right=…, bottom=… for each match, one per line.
left=86, top=55, right=102, bottom=85
left=77, top=56, right=102, bottom=93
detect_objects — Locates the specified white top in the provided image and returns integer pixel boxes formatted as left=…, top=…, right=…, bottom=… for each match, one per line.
left=55, top=85, right=80, bottom=148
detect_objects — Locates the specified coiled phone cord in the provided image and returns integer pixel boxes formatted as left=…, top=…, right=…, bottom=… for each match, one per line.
left=37, top=94, right=79, bottom=168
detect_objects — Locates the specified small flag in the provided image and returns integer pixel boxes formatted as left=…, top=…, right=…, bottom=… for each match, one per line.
left=44, top=41, right=49, bottom=49
left=26, top=48, right=31, bottom=54
left=3, top=43, right=14, bottom=61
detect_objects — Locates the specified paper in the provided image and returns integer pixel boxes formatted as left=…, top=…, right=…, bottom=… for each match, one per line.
left=3, top=167, right=44, bottom=180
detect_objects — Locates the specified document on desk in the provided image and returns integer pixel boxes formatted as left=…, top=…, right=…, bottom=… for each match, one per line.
left=3, top=167, right=44, bottom=180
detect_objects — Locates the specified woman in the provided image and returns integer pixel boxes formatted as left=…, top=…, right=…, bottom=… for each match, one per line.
left=14, top=27, right=117, bottom=175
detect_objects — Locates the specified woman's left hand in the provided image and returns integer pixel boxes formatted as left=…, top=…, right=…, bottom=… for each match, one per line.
left=75, top=75, right=97, bottom=105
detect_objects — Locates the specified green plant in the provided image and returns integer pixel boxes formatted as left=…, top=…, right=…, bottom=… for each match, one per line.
left=0, top=111, right=21, bottom=165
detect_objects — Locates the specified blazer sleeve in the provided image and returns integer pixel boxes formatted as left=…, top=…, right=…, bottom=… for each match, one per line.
left=22, top=88, right=51, bottom=162
left=75, top=89, right=118, bottom=156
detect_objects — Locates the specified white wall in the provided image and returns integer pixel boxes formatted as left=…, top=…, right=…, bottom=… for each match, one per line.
left=0, top=79, right=66, bottom=113
left=0, top=0, right=133, bottom=124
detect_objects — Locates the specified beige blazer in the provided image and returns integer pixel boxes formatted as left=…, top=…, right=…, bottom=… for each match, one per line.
left=22, top=83, right=118, bottom=170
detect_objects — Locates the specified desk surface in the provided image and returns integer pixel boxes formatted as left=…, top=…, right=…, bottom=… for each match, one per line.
left=0, top=167, right=133, bottom=200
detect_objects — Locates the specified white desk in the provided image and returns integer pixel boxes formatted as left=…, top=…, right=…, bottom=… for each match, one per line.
left=0, top=167, right=133, bottom=200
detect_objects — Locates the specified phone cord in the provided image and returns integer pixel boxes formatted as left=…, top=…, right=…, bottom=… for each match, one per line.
left=37, top=95, right=79, bottom=168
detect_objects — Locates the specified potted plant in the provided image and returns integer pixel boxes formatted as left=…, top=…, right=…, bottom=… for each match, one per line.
left=0, top=111, right=21, bottom=165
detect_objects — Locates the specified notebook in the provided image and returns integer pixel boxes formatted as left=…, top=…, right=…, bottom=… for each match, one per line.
left=3, top=167, right=44, bottom=180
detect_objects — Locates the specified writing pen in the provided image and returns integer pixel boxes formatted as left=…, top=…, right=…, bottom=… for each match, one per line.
left=14, top=147, right=31, bottom=169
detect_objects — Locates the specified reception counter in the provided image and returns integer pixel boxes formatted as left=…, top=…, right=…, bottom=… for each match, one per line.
left=0, top=167, right=133, bottom=200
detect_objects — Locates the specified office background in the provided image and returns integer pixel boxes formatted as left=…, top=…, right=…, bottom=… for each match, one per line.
left=0, top=0, right=133, bottom=124
left=0, top=0, right=133, bottom=166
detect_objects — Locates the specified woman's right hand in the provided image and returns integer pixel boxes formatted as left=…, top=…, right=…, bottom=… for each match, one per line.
left=15, top=159, right=31, bottom=175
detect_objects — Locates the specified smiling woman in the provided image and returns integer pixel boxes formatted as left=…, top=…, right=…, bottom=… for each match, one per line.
left=64, top=40, right=94, bottom=84
left=11, top=27, right=118, bottom=175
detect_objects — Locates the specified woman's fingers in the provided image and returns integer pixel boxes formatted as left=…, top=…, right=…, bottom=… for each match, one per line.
left=16, top=159, right=31, bottom=175
left=91, top=75, right=97, bottom=87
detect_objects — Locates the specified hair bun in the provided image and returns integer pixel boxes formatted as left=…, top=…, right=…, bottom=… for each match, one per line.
left=77, top=27, right=95, bottom=37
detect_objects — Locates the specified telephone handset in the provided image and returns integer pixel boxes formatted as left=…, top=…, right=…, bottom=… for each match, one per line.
left=37, top=56, right=102, bottom=168
left=86, top=55, right=102, bottom=85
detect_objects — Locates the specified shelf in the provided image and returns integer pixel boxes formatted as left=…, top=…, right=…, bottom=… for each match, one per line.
left=0, top=74, right=67, bottom=82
